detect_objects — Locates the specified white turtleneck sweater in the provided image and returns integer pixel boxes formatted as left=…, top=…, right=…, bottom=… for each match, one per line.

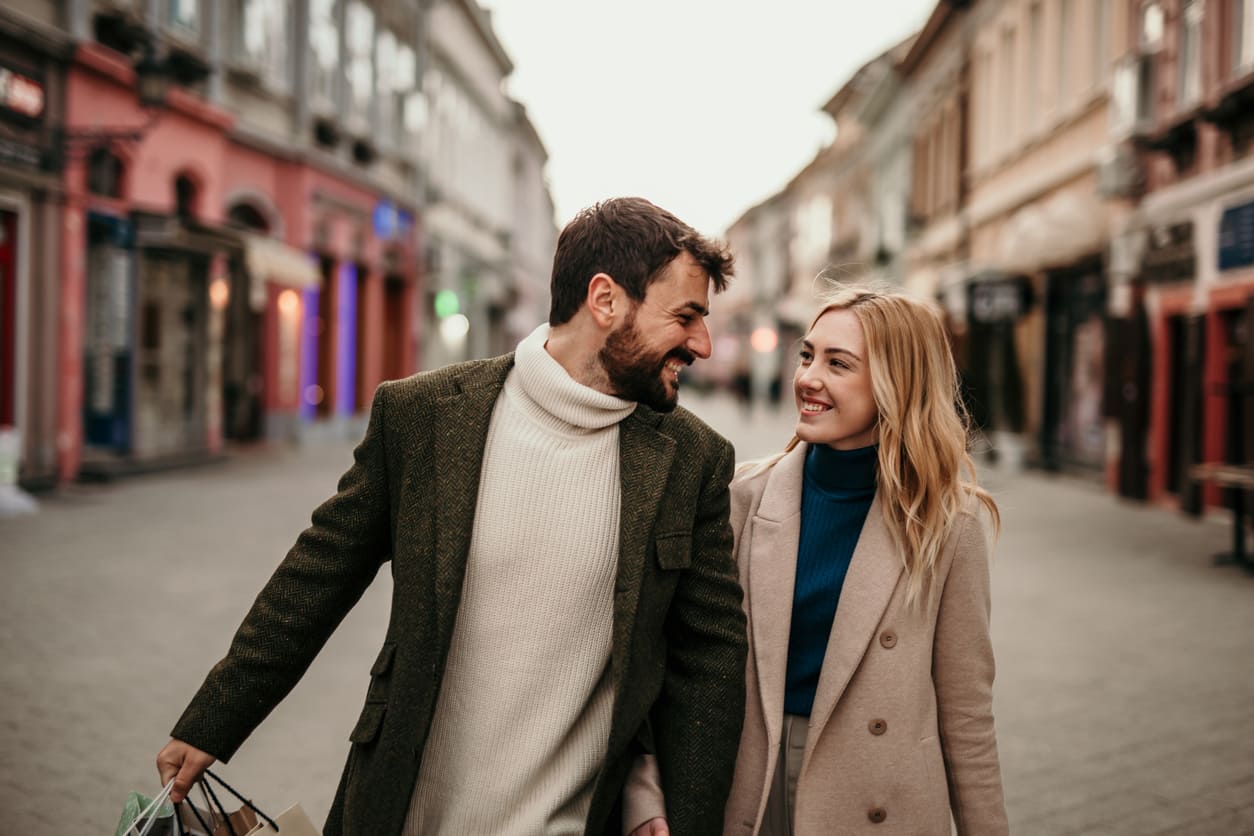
left=405, top=324, right=637, bottom=835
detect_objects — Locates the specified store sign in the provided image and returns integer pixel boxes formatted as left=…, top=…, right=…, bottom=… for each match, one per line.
left=0, top=63, right=45, bottom=124
left=372, top=200, right=413, bottom=241
left=970, top=277, right=1033, bottom=324
left=1219, top=201, right=1254, bottom=272
left=1142, top=221, right=1195, bottom=284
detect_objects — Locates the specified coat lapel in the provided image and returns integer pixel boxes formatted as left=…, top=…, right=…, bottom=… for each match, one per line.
left=803, top=491, right=902, bottom=761
left=748, top=445, right=807, bottom=747
left=430, top=355, right=514, bottom=652
left=610, top=408, right=675, bottom=700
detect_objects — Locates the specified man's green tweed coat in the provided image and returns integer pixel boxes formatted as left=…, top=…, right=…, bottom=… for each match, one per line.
left=171, top=354, right=748, bottom=836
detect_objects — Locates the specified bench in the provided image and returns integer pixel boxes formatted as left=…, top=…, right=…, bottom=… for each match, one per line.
left=1188, top=462, right=1254, bottom=572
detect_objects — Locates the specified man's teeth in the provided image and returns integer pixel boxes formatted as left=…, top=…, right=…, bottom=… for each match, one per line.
left=665, top=361, right=683, bottom=374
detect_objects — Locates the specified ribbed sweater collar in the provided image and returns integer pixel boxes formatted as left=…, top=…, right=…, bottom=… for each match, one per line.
left=804, top=442, right=879, bottom=498
left=510, top=323, right=636, bottom=434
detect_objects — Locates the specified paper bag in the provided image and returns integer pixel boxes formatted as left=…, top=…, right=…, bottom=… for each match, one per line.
left=242, top=803, right=321, bottom=836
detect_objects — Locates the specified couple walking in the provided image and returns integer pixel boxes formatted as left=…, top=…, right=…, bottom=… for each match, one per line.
left=157, top=197, right=1007, bottom=836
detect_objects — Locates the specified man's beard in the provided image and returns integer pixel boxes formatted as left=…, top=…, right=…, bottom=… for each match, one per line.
left=598, top=312, right=693, bottom=413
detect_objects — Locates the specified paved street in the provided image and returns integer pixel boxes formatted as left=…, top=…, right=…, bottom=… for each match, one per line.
left=2, top=391, right=1252, bottom=835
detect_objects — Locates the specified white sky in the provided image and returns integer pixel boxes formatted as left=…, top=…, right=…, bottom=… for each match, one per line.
left=480, top=1, right=939, bottom=236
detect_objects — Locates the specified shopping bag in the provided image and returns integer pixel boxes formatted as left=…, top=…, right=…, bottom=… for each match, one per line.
left=241, top=803, right=321, bottom=836
left=115, top=779, right=179, bottom=836
left=172, top=786, right=258, bottom=836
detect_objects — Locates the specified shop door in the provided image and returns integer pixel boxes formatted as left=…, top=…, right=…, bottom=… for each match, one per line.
left=0, top=210, right=16, bottom=428
left=315, top=256, right=334, bottom=417
left=382, top=276, right=407, bottom=382
left=1165, top=314, right=1205, bottom=512
left=1042, top=268, right=1107, bottom=470
left=1113, top=296, right=1151, bottom=499
left=221, top=258, right=262, bottom=442
left=135, top=254, right=208, bottom=457
left=83, top=215, right=135, bottom=450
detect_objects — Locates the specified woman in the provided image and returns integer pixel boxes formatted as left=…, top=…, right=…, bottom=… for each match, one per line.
left=626, top=285, right=1008, bottom=836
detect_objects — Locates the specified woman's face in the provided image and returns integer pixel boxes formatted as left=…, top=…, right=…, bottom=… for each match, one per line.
left=793, top=308, right=879, bottom=450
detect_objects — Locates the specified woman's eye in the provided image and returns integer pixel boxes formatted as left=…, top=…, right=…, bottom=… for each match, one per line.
left=798, top=350, right=812, bottom=363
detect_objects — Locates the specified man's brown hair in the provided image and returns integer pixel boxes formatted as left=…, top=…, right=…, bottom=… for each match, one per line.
left=548, top=197, right=734, bottom=325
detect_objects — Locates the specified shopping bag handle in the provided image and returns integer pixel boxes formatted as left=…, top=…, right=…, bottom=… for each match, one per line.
left=203, top=769, right=281, bottom=833
left=125, top=778, right=175, bottom=836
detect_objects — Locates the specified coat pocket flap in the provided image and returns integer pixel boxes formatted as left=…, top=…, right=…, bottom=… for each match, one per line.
left=349, top=702, right=387, bottom=744
left=369, top=642, right=397, bottom=676
left=655, top=535, right=692, bottom=570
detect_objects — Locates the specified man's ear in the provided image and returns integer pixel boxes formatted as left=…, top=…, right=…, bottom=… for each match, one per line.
left=586, top=272, right=619, bottom=328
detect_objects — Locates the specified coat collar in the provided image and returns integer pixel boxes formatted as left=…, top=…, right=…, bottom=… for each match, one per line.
left=430, top=354, right=516, bottom=652
left=802, top=489, right=901, bottom=768
left=609, top=409, right=676, bottom=702
left=745, top=443, right=903, bottom=763
left=746, top=444, right=806, bottom=747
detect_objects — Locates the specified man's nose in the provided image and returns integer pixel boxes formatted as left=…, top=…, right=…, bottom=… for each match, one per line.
left=688, top=319, right=712, bottom=359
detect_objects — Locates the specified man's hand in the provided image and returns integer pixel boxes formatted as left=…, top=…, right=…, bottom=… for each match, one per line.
left=156, top=738, right=217, bottom=803
left=629, top=817, right=670, bottom=836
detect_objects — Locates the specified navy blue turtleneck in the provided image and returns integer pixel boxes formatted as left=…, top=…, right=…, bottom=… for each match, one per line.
left=783, top=442, right=879, bottom=717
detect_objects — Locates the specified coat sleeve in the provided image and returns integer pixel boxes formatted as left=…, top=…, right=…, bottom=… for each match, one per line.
left=654, top=439, right=749, bottom=836
left=170, top=383, right=395, bottom=761
left=932, top=507, right=1010, bottom=836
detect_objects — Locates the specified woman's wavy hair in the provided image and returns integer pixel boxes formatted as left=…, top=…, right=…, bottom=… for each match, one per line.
left=760, top=283, right=998, bottom=608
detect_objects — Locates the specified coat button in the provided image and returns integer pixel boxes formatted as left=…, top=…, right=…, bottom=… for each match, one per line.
left=868, top=807, right=887, bottom=824
left=879, top=630, right=897, bottom=648
left=868, top=718, right=888, bottom=736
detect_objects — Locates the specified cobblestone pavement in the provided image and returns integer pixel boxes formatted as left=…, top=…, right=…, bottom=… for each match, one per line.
left=1, top=390, right=1252, bottom=835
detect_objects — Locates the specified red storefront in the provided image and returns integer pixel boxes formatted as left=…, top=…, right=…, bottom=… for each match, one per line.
left=58, top=41, right=420, bottom=482
left=219, top=144, right=420, bottom=439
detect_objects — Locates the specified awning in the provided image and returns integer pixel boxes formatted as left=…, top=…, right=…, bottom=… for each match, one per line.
left=996, top=190, right=1109, bottom=274
left=243, top=234, right=321, bottom=311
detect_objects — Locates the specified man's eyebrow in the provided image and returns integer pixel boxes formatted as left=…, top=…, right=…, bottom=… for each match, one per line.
left=801, top=339, right=862, bottom=362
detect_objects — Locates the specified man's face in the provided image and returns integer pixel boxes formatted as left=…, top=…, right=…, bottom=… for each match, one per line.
left=599, top=251, right=713, bottom=412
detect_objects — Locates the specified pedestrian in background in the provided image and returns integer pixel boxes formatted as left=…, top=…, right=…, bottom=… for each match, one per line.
left=157, top=197, right=748, bottom=836
left=627, top=284, right=1008, bottom=835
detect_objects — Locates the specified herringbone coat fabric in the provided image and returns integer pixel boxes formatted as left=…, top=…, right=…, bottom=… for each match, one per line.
left=171, top=354, right=748, bottom=836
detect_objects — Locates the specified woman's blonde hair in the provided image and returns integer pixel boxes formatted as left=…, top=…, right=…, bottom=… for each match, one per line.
left=768, top=283, right=998, bottom=608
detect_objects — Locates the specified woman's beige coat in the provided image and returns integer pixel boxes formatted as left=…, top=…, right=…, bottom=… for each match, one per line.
left=723, top=444, right=1008, bottom=835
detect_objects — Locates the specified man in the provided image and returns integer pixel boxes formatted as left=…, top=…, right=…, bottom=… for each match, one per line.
left=158, top=197, right=748, bottom=836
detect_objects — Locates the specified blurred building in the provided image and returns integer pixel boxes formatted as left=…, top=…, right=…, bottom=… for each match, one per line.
left=1, top=0, right=556, bottom=489
left=508, top=101, right=559, bottom=342
left=960, top=0, right=1124, bottom=474
left=1104, top=0, right=1254, bottom=509
left=417, top=0, right=558, bottom=369
left=0, top=7, right=71, bottom=489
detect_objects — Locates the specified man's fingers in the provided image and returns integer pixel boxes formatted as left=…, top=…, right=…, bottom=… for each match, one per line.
left=156, top=739, right=216, bottom=803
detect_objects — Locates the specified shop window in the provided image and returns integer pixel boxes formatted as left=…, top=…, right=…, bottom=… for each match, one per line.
left=231, top=0, right=291, bottom=89
left=166, top=0, right=200, bottom=36
left=1093, top=0, right=1110, bottom=87
left=228, top=203, right=271, bottom=234
left=1234, top=0, right=1254, bottom=74
left=309, top=0, right=340, bottom=111
left=87, top=148, right=125, bottom=199
left=1135, top=1, right=1164, bottom=125
left=1178, top=0, right=1203, bottom=107
left=346, top=1, right=375, bottom=129
left=175, top=174, right=199, bottom=220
